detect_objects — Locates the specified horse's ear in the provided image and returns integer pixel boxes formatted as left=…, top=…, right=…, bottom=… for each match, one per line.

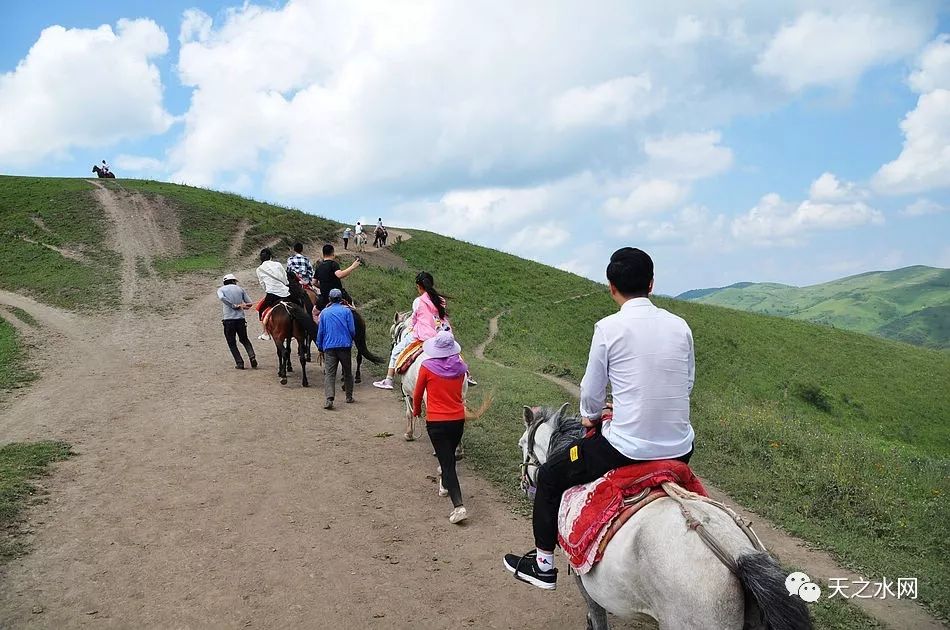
left=393, top=311, right=400, bottom=324
left=523, top=406, right=534, bottom=427
left=555, top=402, right=570, bottom=422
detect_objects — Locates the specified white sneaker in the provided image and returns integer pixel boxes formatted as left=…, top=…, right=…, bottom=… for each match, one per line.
left=258, top=333, right=271, bottom=341
left=438, top=477, right=449, bottom=497
left=449, top=506, right=468, bottom=524
left=373, top=378, right=394, bottom=390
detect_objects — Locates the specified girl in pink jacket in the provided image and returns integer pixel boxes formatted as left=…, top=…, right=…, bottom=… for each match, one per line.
left=373, top=272, right=447, bottom=389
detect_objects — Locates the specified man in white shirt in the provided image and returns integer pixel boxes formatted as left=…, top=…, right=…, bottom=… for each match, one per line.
left=255, top=247, right=291, bottom=340
left=504, top=247, right=695, bottom=590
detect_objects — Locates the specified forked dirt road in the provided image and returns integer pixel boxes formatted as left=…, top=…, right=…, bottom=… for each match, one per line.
left=0, top=187, right=941, bottom=629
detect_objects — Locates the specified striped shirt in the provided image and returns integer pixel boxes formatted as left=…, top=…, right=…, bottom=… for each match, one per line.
left=286, top=254, right=314, bottom=283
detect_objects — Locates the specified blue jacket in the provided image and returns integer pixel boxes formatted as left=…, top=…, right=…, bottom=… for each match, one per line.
left=317, top=303, right=355, bottom=351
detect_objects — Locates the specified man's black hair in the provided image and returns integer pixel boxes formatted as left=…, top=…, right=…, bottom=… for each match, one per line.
left=606, top=248, right=653, bottom=297
left=224, top=278, right=238, bottom=285
left=322, top=243, right=335, bottom=256
left=293, top=242, right=304, bottom=253
left=259, top=248, right=273, bottom=262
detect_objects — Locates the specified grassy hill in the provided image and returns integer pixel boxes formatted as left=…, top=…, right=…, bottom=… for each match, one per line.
left=0, top=176, right=947, bottom=624
left=677, top=266, right=950, bottom=350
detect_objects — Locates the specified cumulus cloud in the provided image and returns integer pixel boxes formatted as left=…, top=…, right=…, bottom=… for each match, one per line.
left=755, top=10, right=932, bottom=91
left=603, top=179, right=687, bottom=219
left=506, top=223, right=570, bottom=251
left=642, top=131, right=734, bottom=180
left=115, top=154, right=166, bottom=174
left=551, top=75, right=662, bottom=129
left=809, top=172, right=864, bottom=202
left=731, top=191, right=884, bottom=246
left=901, top=198, right=947, bottom=217
left=873, top=35, right=950, bottom=195
left=0, top=19, right=173, bottom=167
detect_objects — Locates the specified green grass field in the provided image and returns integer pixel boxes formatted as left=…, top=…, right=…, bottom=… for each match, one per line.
left=0, top=317, right=35, bottom=399
left=679, top=266, right=950, bottom=349
left=0, top=176, right=117, bottom=310
left=348, top=230, right=950, bottom=620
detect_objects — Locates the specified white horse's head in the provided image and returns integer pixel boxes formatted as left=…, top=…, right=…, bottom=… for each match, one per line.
left=518, top=403, right=583, bottom=497
left=389, top=311, right=411, bottom=347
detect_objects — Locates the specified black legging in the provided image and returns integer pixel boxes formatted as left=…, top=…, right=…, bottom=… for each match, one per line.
left=532, top=432, right=693, bottom=551
left=427, top=420, right=465, bottom=507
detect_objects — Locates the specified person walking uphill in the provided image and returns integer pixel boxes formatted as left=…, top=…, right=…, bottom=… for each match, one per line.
left=315, top=243, right=361, bottom=311
left=217, top=274, right=257, bottom=369
left=413, top=329, right=469, bottom=525
left=503, top=247, right=695, bottom=590
left=317, top=288, right=355, bottom=410
left=373, top=271, right=446, bottom=389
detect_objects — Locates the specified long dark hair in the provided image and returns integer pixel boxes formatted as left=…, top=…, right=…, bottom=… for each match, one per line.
left=415, top=271, right=447, bottom=320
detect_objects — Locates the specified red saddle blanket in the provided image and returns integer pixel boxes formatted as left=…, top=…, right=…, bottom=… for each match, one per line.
left=557, top=460, right=707, bottom=574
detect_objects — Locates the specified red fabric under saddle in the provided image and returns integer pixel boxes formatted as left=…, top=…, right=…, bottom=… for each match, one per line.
left=558, top=460, right=707, bottom=573
left=395, top=340, right=424, bottom=374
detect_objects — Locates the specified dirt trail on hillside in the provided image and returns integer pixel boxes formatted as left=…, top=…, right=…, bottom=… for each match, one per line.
left=0, top=214, right=648, bottom=627
left=476, top=311, right=945, bottom=630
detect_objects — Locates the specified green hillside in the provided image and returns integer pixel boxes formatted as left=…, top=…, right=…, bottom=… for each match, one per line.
left=678, top=266, right=950, bottom=349
left=0, top=176, right=947, bottom=623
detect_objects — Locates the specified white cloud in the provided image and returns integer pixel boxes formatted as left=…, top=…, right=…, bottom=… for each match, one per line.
left=603, top=179, right=687, bottom=219
left=755, top=11, right=931, bottom=91
left=0, top=19, right=173, bottom=167
left=115, top=154, right=165, bottom=173
left=873, top=35, right=950, bottom=195
left=809, top=172, right=863, bottom=202
left=551, top=75, right=662, bottom=129
left=642, top=131, right=734, bottom=180
left=506, top=223, right=570, bottom=251
left=731, top=192, right=884, bottom=246
left=901, top=198, right=947, bottom=217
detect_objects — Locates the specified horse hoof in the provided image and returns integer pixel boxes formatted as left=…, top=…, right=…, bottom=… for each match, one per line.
left=404, top=432, right=415, bottom=441
left=280, top=378, right=287, bottom=385
left=355, top=376, right=362, bottom=384
left=302, top=381, right=309, bottom=387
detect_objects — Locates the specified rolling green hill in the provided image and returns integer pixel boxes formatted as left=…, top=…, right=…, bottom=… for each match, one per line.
left=677, top=266, right=950, bottom=349
left=1, top=176, right=948, bottom=623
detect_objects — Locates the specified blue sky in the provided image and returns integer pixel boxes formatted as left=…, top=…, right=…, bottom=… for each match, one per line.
left=1, top=1, right=948, bottom=294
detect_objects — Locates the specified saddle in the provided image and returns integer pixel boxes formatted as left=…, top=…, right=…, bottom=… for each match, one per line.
left=395, top=340, right=424, bottom=374
left=557, top=460, right=707, bottom=574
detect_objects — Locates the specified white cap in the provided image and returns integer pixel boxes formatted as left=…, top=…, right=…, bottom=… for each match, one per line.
left=222, top=273, right=237, bottom=282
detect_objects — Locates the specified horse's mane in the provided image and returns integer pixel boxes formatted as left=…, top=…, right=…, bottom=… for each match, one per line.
left=537, top=406, right=585, bottom=459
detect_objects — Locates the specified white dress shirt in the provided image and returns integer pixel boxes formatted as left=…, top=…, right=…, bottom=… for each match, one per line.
left=580, top=297, right=695, bottom=460
left=256, top=260, right=290, bottom=297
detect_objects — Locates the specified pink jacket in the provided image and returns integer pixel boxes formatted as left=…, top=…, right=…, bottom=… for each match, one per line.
left=411, top=293, right=444, bottom=341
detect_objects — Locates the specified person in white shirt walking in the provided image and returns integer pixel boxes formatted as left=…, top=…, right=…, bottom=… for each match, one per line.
left=255, top=247, right=291, bottom=341
left=504, top=247, right=695, bottom=590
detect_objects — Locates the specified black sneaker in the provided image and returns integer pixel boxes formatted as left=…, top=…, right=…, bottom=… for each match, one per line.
left=503, top=551, right=557, bottom=590
left=235, top=364, right=245, bottom=370
left=250, top=358, right=258, bottom=368
left=345, top=396, right=354, bottom=404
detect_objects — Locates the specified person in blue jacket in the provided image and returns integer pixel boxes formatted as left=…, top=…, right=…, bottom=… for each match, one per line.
left=317, top=288, right=356, bottom=410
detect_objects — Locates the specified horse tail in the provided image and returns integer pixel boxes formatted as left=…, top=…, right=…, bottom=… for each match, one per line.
left=736, top=552, right=812, bottom=630
left=353, top=311, right=384, bottom=363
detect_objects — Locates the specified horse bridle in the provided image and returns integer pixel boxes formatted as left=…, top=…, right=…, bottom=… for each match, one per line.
left=520, top=411, right=546, bottom=500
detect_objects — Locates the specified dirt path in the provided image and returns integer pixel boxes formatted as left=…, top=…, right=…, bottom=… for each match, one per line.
left=476, top=312, right=944, bottom=630
left=0, top=228, right=644, bottom=626
left=227, top=220, right=254, bottom=261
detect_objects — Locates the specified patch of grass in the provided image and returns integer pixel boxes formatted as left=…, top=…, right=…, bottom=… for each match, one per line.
left=114, top=180, right=341, bottom=273
left=7, top=307, right=38, bottom=328
left=0, top=317, right=35, bottom=399
left=0, top=176, right=118, bottom=310
left=0, top=441, right=72, bottom=561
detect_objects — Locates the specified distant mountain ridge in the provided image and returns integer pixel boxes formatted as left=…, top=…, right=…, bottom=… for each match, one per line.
left=677, top=265, right=950, bottom=349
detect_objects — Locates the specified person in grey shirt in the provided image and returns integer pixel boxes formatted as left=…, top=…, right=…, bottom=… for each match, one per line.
left=217, top=273, right=257, bottom=369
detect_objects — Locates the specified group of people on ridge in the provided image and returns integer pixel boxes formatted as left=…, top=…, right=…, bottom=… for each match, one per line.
left=220, top=241, right=698, bottom=581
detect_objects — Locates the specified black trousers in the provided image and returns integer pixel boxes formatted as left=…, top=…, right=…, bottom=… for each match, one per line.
left=223, top=319, right=255, bottom=366
left=427, top=420, right=465, bottom=507
left=323, top=347, right=353, bottom=401
left=343, top=238, right=349, bottom=249
left=533, top=432, right=693, bottom=551
left=258, top=292, right=286, bottom=319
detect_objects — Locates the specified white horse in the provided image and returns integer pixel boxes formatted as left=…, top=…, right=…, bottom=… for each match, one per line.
left=519, top=405, right=812, bottom=630
left=355, top=231, right=367, bottom=252
left=388, top=311, right=469, bottom=441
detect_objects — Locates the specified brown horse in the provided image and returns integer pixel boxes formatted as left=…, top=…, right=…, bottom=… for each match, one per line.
left=306, top=287, right=384, bottom=383
left=263, top=301, right=315, bottom=386
left=92, top=165, right=115, bottom=178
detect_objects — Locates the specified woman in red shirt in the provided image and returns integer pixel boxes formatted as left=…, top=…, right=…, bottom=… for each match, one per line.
left=413, top=329, right=469, bottom=524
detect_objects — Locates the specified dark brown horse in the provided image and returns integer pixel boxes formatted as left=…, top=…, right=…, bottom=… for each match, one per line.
left=308, top=289, right=383, bottom=383
left=92, top=165, right=115, bottom=178
left=263, top=301, right=316, bottom=386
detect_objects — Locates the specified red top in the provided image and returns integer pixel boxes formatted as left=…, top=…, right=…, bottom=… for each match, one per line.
left=412, top=365, right=466, bottom=421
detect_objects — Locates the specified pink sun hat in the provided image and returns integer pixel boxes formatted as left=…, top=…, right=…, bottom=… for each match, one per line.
left=422, top=329, right=462, bottom=358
